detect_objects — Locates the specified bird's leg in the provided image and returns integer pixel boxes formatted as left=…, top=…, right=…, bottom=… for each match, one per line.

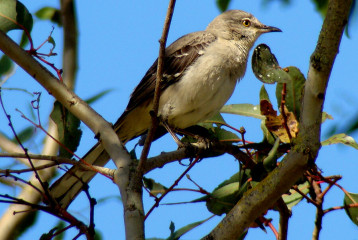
left=177, top=126, right=213, bottom=149
left=161, top=120, right=185, bottom=147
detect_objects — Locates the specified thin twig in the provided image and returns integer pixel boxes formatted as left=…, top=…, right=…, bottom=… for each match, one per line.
left=310, top=178, right=323, bottom=240
left=276, top=197, right=290, bottom=240
left=324, top=203, right=358, bottom=214
left=138, top=0, right=177, bottom=172
left=0, top=88, right=54, bottom=204
left=145, top=155, right=200, bottom=220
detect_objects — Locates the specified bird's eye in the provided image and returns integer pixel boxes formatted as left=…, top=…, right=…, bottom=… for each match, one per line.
left=242, top=19, right=251, bottom=27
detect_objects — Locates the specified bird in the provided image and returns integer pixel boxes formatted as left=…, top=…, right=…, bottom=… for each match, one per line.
left=50, top=10, right=281, bottom=208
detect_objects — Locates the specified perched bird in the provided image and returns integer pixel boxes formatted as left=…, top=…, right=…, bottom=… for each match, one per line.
left=50, top=10, right=281, bottom=208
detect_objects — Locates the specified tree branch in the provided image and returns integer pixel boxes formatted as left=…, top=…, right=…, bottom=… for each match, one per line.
left=203, top=0, right=352, bottom=239
left=0, top=9, right=132, bottom=239
left=122, top=2, right=177, bottom=239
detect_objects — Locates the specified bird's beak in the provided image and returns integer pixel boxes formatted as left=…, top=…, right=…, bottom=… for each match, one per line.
left=260, top=25, right=282, bottom=33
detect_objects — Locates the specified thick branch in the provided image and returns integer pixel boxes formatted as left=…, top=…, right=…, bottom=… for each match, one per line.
left=203, top=0, right=351, bottom=239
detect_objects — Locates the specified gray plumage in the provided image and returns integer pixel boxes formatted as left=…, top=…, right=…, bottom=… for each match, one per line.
left=50, top=10, right=281, bottom=208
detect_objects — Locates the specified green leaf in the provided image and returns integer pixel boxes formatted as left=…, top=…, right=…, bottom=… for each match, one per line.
left=48, top=36, right=56, bottom=51
left=252, top=44, right=290, bottom=84
left=167, top=221, right=175, bottom=240
left=203, top=112, right=226, bottom=126
left=0, top=55, right=14, bottom=77
left=212, top=127, right=239, bottom=142
left=0, top=0, right=33, bottom=33
left=53, top=221, right=66, bottom=240
left=344, top=192, right=358, bottom=226
left=205, top=171, right=251, bottom=215
left=261, top=120, right=276, bottom=145
left=312, top=0, right=329, bottom=16
left=216, top=0, right=231, bottom=12
left=276, top=66, right=306, bottom=120
left=221, top=104, right=264, bottom=120
left=35, top=7, right=62, bottom=26
left=50, top=101, right=82, bottom=158
left=166, top=217, right=211, bottom=240
left=322, top=112, right=333, bottom=123
left=282, top=181, right=310, bottom=210
left=40, top=226, right=58, bottom=240
left=321, top=133, right=358, bottom=150
left=11, top=126, right=35, bottom=143
left=85, top=89, right=113, bottom=104
left=206, top=181, right=240, bottom=215
left=19, top=30, right=29, bottom=47
left=260, top=85, right=271, bottom=103
left=262, top=137, right=280, bottom=170
left=143, top=177, right=167, bottom=197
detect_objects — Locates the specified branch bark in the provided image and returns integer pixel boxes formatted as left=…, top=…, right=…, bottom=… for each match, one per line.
left=0, top=6, right=131, bottom=239
left=0, top=2, right=79, bottom=238
left=203, top=0, right=352, bottom=239
left=122, top=1, right=176, bottom=239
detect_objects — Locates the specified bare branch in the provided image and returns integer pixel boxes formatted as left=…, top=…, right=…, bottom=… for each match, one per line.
left=138, top=0, right=177, bottom=171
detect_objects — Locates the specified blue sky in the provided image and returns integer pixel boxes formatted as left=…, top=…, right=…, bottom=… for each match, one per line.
left=1, top=0, right=358, bottom=239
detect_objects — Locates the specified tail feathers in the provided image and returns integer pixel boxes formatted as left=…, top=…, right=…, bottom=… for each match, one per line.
left=50, top=105, right=153, bottom=208
left=50, top=142, right=110, bottom=209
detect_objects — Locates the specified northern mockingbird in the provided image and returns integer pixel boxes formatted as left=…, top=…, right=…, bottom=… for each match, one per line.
left=50, top=10, right=281, bottom=208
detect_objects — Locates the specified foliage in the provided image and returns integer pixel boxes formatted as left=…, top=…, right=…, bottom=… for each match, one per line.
left=0, top=1, right=357, bottom=240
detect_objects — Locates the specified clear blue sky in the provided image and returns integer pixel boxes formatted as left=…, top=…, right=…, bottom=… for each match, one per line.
left=1, top=0, right=358, bottom=239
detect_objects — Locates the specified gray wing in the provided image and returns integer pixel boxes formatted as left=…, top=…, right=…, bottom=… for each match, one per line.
left=114, top=31, right=217, bottom=128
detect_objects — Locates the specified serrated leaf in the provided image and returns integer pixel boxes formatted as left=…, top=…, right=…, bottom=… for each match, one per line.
left=143, top=177, right=167, bottom=197
left=35, top=7, right=62, bottom=26
left=0, top=55, right=14, bottom=77
left=166, top=217, right=210, bottom=240
left=50, top=101, right=82, bottom=158
left=221, top=104, right=264, bottom=120
left=276, top=67, right=305, bottom=120
left=216, top=0, right=231, bottom=12
left=321, top=133, right=358, bottom=149
left=282, top=181, right=310, bottom=210
left=0, top=0, right=33, bottom=33
left=344, top=192, right=358, bottom=226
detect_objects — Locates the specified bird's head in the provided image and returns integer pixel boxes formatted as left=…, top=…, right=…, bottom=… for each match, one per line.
left=207, top=10, right=281, bottom=44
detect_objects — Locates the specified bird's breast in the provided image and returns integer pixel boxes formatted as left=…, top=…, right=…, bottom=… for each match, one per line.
left=158, top=40, right=248, bottom=129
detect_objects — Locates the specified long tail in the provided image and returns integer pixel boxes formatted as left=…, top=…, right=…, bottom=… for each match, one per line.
left=49, top=106, right=152, bottom=209
left=49, top=142, right=110, bottom=209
